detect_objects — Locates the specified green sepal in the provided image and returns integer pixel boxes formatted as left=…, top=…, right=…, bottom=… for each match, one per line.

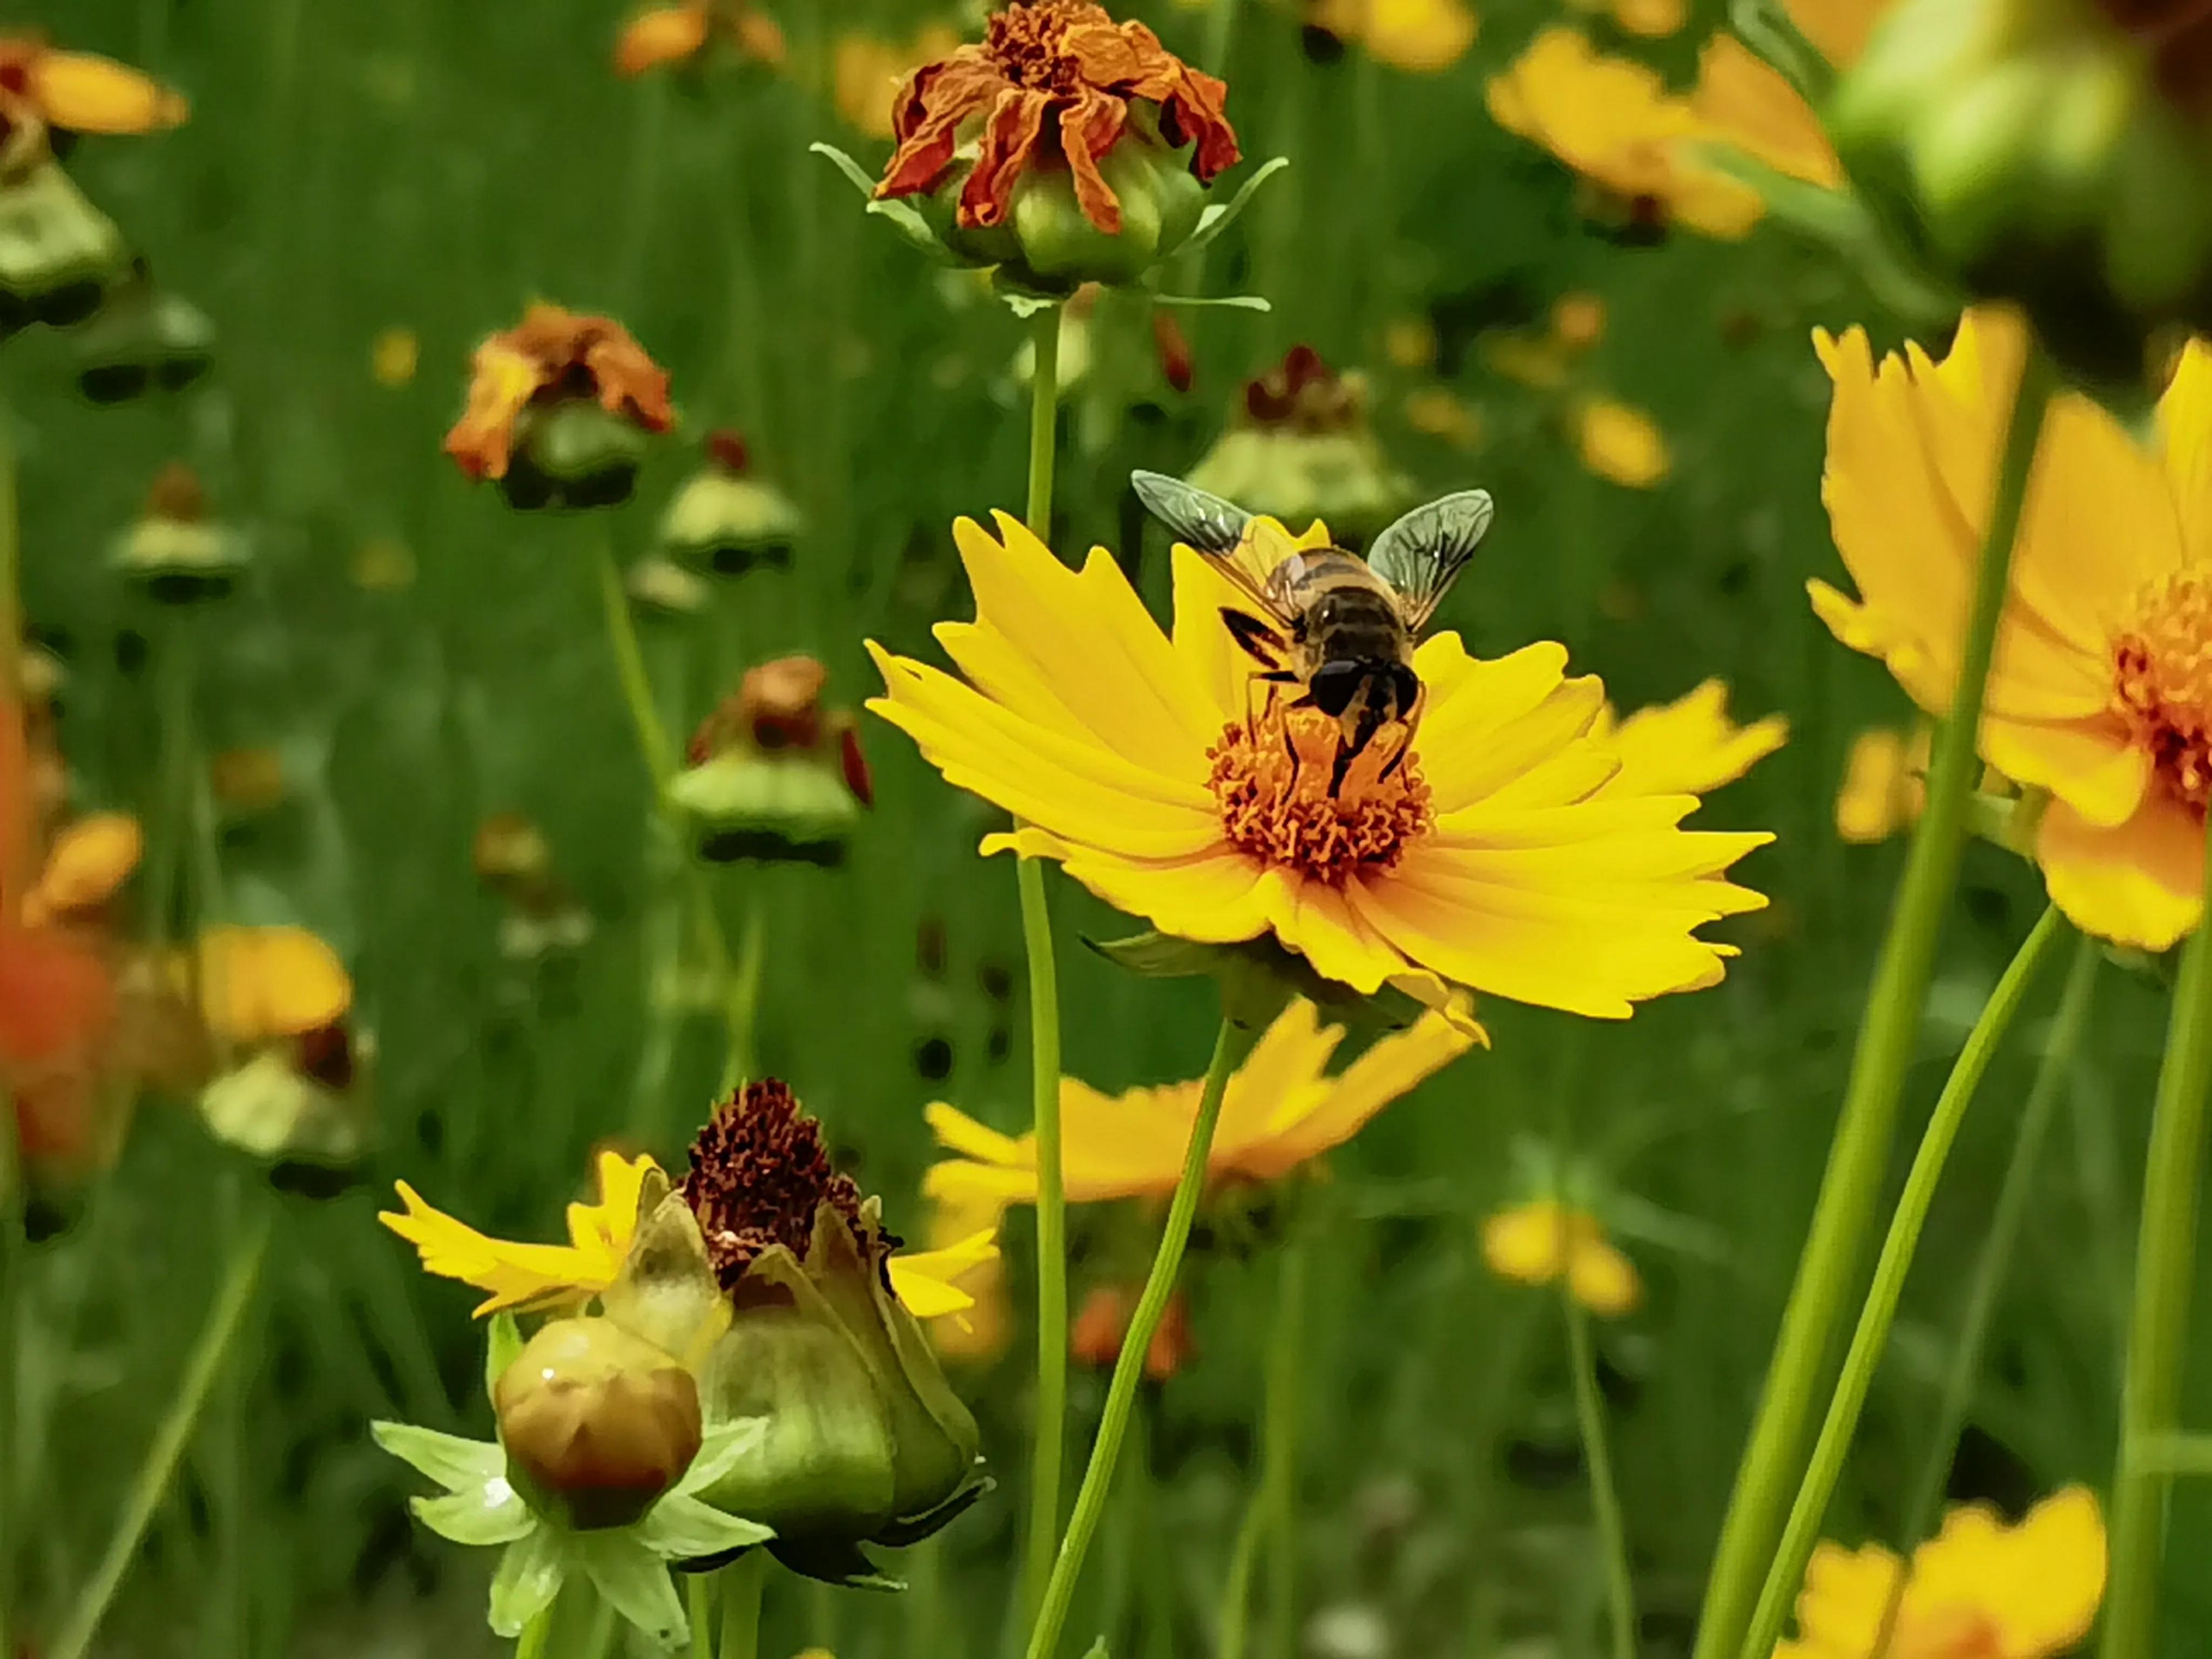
left=1149, top=292, right=1271, bottom=311
left=373, top=1420, right=504, bottom=1492
left=1177, top=156, right=1290, bottom=259
left=412, top=1485, right=536, bottom=1548
left=870, top=1464, right=992, bottom=1547
left=487, top=1526, right=567, bottom=1638
left=1727, top=0, right=1835, bottom=110
left=486, top=1313, right=524, bottom=1404
left=677, top=1417, right=770, bottom=1498
left=1084, top=930, right=1437, bottom=1032
left=768, top=1534, right=907, bottom=1591
left=573, top=1532, right=688, bottom=1649
left=811, top=143, right=949, bottom=261
left=1082, top=1642, right=1111, bottom=1659
left=637, top=1491, right=774, bottom=1563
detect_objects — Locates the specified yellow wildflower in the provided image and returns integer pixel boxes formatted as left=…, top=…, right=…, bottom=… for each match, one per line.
left=195, top=926, right=352, bottom=1047
left=1574, top=395, right=1670, bottom=487
left=1307, top=0, right=1476, bottom=73
left=381, top=1149, right=993, bottom=1320
left=925, top=997, right=1476, bottom=1210
left=1482, top=1198, right=1640, bottom=1317
left=868, top=514, right=1769, bottom=1020
left=1812, top=307, right=2212, bottom=948
left=1775, top=1487, right=2104, bottom=1659
left=1594, top=680, right=1788, bottom=799
left=1835, top=726, right=1928, bottom=845
left=21, top=813, right=140, bottom=927
left=0, top=36, right=187, bottom=143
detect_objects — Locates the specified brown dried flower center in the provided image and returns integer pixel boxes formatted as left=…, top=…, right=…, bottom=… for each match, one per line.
left=681, top=1078, right=862, bottom=1291
left=1208, top=703, right=1432, bottom=883
left=2114, top=572, right=2212, bottom=815
left=983, top=0, right=1099, bottom=96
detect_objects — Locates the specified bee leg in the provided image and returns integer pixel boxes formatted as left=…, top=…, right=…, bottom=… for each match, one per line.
left=1376, top=684, right=1427, bottom=783
left=1242, top=670, right=1298, bottom=743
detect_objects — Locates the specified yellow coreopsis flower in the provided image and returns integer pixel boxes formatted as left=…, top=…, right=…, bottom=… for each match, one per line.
left=1775, top=1486, right=2104, bottom=1659
left=1306, top=0, right=1477, bottom=74
left=381, top=1149, right=994, bottom=1320
left=1812, top=307, right=2212, bottom=949
left=925, top=997, right=1476, bottom=1210
left=1835, top=725, right=1928, bottom=844
left=1481, top=1197, right=1640, bottom=1316
left=867, top=514, right=1770, bottom=1020
left=1594, top=679, right=1788, bottom=799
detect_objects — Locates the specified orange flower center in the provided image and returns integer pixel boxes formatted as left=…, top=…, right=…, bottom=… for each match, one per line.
left=1889, top=1604, right=2003, bottom=1659
left=2114, top=571, right=2212, bottom=814
left=1208, top=703, right=1432, bottom=882
left=983, top=0, right=1100, bottom=96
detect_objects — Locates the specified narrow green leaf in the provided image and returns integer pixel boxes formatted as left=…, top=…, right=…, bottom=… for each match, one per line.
left=1150, top=293, right=1272, bottom=311
left=1177, top=155, right=1290, bottom=257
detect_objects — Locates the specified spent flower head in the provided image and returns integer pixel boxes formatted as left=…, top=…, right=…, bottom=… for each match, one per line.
left=672, top=656, right=874, bottom=866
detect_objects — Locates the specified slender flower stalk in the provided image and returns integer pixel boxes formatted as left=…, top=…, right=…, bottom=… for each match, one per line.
left=1741, top=902, right=2068, bottom=1659
left=1027, top=1016, right=1258, bottom=1659
left=1567, top=1280, right=1636, bottom=1659
left=720, top=1552, right=766, bottom=1659
left=2102, top=833, right=2212, bottom=1658
left=515, top=1606, right=555, bottom=1659
left=1879, top=927, right=2100, bottom=1655
left=1017, top=299, right=1072, bottom=1622
left=687, top=1575, right=714, bottom=1659
left=49, top=1209, right=273, bottom=1659
left=1216, top=1238, right=1307, bottom=1659
left=1692, top=339, right=2059, bottom=1659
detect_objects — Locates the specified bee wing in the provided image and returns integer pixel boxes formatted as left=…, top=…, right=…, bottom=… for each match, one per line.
left=1368, top=489, right=1494, bottom=632
left=1130, top=469, right=1293, bottom=625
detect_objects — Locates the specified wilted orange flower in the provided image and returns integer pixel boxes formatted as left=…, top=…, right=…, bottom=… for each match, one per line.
left=875, top=0, right=1240, bottom=235
left=0, top=35, right=187, bottom=157
left=1071, top=1284, right=1192, bottom=1380
left=614, top=0, right=786, bottom=77
left=443, top=304, right=674, bottom=483
left=834, top=26, right=962, bottom=140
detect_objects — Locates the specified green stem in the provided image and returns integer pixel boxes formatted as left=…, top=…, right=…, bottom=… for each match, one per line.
left=145, top=621, right=199, bottom=949
left=1567, top=1284, right=1636, bottom=1659
left=1017, top=853, right=1069, bottom=1620
left=719, top=1551, right=766, bottom=1659
left=1740, top=903, right=2067, bottom=1659
left=687, top=1572, right=716, bottom=1659
left=1025, top=306, right=1061, bottom=537
left=726, top=889, right=766, bottom=1090
left=2101, top=833, right=2212, bottom=1658
left=591, top=538, right=748, bottom=1085
left=1017, top=295, right=1071, bottom=1624
left=514, top=1603, right=555, bottom=1659
left=2127, top=1433, right=2212, bottom=1476
left=1690, top=340, right=2056, bottom=1659
left=1216, top=1239, right=1307, bottom=1659
left=1878, top=928, right=2098, bottom=1651
left=1026, top=1016, right=1257, bottom=1659
left=49, top=1208, right=273, bottom=1659
left=579, top=1594, right=618, bottom=1659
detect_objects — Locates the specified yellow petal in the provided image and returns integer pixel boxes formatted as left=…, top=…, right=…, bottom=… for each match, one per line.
left=1685, top=34, right=1837, bottom=190
left=1905, top=1487, right=2105, bottom=1657
left=377, top=1180, right=610, bottom=1315
left=31, top=50, right=187, bottom=134
left=1835, top=727, right=1920, bottom=844
left=1244, top=1008, right=1477, bottom=1178
left=25, top=812, right=141, bottom=923
left=1567, top=1234, right=1641, bottom=1317
left=2036, top=794, right=2202, bottom=950
left=1575, top=396, right=1671, bottom=488
left=1482, top=1199, right=1573, bottom=1286
left=615, top=5, right=711, bottom=76
left=563, top=1149, right=661, bottom=1274
left=1598, top=680, right=1787, bottom=799
left=889, top=1227, right=1001, bottom=1319
left=1610, top=0, right=1686, bottom=37
left=196, top=925, right=352, bottom=1044
left=1788, top=1538, right=1904, bottom=1655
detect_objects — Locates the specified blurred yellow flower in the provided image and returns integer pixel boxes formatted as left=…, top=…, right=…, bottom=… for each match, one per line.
left=1594, top=680, right=1788, bottom=798
left=21, top=813, right=140, bottom=927
left=1482, top=1197, right=1640, bottom=1316
left=1607, top=0, right=1687, bottom=37
left=870, top=514, right=1769, bottom=1019
left=1775, top=1487, right=2103, bottom=1659
left=920, top=1191, right=1014, bottom=1363
left=1307, top=0, right=1476, bottom=73
left=1404, top=387, right=1483, bottom=449
left=371, top=327, right=419, bottom=388
left=615, top=0, right=786, bottom=76
left=1384, top=315, right=1438, bottom=370
left=1486, top=28, right=1762, bottom=238
left=834, top=26, right=961, bottom=140
left=195, top=925, right=352, bottom=1047
left=1813, top=308, right=2212, bottom=948
left=1835, top=726, right=1927, bottom=845
left=382, top=1149, right=993, bottom=1320
left=1551, top=292, right=1606, bottom=350
left=1685, top=0, right=1883, bottom=196
left=925, top=997, right=1477, bottom=1211
left=1483, top=332, right=1573, bottom=389
left=0, top=36, right=187, bottom=140
left=1575, top=395, right=1670, bottom=487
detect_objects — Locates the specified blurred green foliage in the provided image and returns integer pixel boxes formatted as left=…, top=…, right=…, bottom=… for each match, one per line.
left=12, top=0, right=2198, bottom=1655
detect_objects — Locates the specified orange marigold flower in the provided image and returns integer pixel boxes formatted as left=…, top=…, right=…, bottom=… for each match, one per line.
left=443, top=304, right=674, bottom=484
left=875, top=0, right=1239, bottom=237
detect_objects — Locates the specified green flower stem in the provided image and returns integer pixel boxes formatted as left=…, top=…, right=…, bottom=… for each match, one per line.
left=514, top=1604, right=555, bottom=1659
left=1026, top=1015, right=1258, bottom=1659
left=2102, top=830, right=2212, bottom=1659
left=1567, top=1284, right=1636, bottom=1659
left=590, top=538, right=751, bottom=1089
left=1216, top=1238, right=1309, bottom=1659
left=1017, top=296, right=1071, bottom=1623
left=50, top=1207, right=273, bottom=1659
left=1867, top=926, right=2099, bottom=1656
left=687, top=1573, right=716, bottom=1659
left=1690, top=339, right=2057, bottom=1659
left=1740, top=902, right=2068, bottom=1659
left=719, top=1552, right=766, bottom=1659
left=2127, top=1434, right=2212, bottom=1476
left=144, top=619, right=200, bottom=950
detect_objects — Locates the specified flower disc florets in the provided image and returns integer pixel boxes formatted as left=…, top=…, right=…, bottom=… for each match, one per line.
left=682, top=1080, right=874, bottom=1293
left=1207, top=704, right=1433, bottom=883
left=2113, top=571, right=2212, bottom=815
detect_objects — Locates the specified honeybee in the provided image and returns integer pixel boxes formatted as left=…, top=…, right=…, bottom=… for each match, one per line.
left=1131, top=470, right=1495, bottom=778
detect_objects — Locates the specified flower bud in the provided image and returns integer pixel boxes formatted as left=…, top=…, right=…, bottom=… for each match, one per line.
left=671, top=657, right=871, bottom=865
left=1829, top=0, right=2212, bottom=388
left=0, top=159, right=125, bottom=333
left=494, top=1317, right=704, bottom=1531
left=626, top=555, right=710, bottom=622
left=657, top=432, right=801, bottom=578
left=1185, top=347, right=1414, bottom=545
left=197, top=1029, right=373, bottom=1173
left=110, top=463, right=248, bottom=605
left=501, top=402, right=651, bottom=512
left=72, top=268, right=215, bottom=403
left=873, top=0, right=1240, bottom=295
